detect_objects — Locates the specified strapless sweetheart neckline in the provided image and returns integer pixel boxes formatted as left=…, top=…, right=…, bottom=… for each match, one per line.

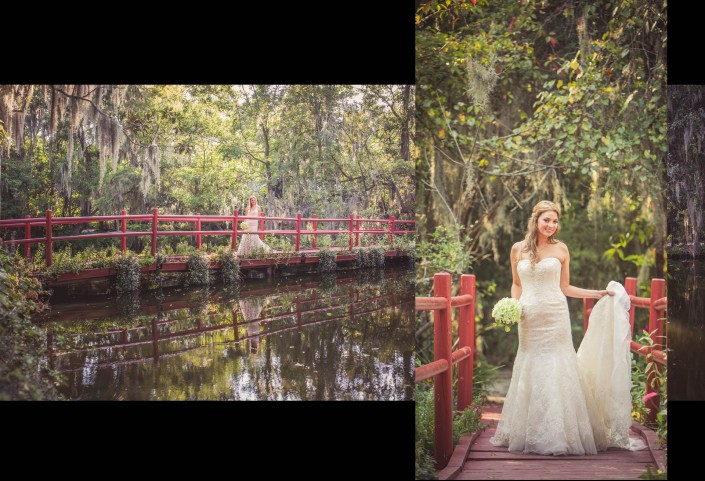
left=517, top=256, right=560, bottom=265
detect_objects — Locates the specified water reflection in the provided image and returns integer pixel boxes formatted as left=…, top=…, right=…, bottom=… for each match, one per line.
left=668, top=259, right=705, bottom=400
left=40, top=268, right=414, bottom=400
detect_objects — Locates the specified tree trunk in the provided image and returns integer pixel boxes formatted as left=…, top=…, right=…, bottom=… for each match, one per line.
left=261, top=123, right=273, bottom=207
left=400, top=85, right=411, bottom=162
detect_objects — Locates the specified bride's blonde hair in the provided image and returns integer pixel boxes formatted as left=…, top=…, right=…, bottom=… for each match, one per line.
left=522, top=200, right=560, bottom=264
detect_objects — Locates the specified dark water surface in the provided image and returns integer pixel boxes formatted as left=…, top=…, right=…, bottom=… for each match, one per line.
left=668, top=259, right=705, bottom=400
left=38, top=268, right=414, bottom=400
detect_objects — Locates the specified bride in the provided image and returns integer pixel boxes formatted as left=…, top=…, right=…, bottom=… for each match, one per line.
left=237, top=195, right=273, bottom=257
left=489, top=200, right=642, bottom=455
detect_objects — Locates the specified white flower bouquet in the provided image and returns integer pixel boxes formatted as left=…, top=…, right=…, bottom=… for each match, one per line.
left=491, top=297, right=522, bottom=332
left=239, top=221, right=248, bottom=230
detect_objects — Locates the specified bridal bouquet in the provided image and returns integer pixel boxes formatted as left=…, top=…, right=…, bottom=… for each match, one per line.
left=492, top=297, right=522, bottom=332
left=239, top=222, right=248, bottom=230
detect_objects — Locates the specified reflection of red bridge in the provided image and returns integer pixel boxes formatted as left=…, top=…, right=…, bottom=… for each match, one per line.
left=48, top=275, right=413, bottom=371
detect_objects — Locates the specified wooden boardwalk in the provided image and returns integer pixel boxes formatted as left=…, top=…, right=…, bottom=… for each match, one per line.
left=439, top=405, right=666, bottom=480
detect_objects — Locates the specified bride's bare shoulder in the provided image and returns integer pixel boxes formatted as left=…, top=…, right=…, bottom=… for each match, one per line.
left=511, top=241, right=523, bottom=260
left=554, top=240, right=569, bottom=255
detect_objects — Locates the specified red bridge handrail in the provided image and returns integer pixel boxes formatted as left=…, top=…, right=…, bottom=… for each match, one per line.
left=415, top=273, right=476, bottom=470
left=0, top=209, right=415, bottom=266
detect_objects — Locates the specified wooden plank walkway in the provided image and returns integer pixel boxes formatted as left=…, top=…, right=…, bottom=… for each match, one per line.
left=441, top=405, right=665, bottom=480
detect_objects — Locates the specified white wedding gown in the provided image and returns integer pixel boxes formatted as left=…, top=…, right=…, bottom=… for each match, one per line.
left=237, top=207, right=273, bottom=256
left=489, top=257, right=644, bottom=455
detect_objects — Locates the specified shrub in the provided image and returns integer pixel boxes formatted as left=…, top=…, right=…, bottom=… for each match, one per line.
left=318, top=249, right=337, bottom=272
left=114, top=254, right=140, bottom=293
left=0, top=251, right=60, bottom=400
left=185, top=252, right=210, bottom=286
left=369, top=246, right=385, bottom=268
left=219, top=250, right=241, bottom=286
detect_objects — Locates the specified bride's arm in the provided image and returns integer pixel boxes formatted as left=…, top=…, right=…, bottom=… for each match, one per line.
left=510, top=242, right=522, bottom=299
left=559, top=245, right=612, bottom=299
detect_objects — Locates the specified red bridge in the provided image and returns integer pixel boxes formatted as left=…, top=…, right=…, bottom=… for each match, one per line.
left=416, top=273, right=666, bottom=480
left=0, top=209, right=414, bottom=282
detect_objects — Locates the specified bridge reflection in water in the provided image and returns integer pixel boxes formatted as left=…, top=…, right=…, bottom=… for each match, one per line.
left=40, top=268, right=414, bottom=400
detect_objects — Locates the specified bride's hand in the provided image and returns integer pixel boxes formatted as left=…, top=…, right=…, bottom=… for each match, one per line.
left=595, top=289, right=615, bottom=299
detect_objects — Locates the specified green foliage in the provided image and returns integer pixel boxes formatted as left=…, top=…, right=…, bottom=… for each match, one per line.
left=219, top=249, right=241, bottom=286
left=265, top=235, right=293, bottom=253
left=0, top=251, right=60, bottom=400
left=1, top=85, right=413, bottom=235
left=158, top=239, right=196, bottom=257
left=630, top=329, right=667, bottom=447
left=114, top=253, right=140, bottom=293
left=317, top=249, right=337, bottom=273
left=355, top=246, right=386, bottom=270
left=415, top=437, right=437, bottom=480
left=639, top=466, right=667, bottom=480
left=369, top=246, right=386, bottom=268
left=39, top=245, right=119, bottom=279
left=415, top=377, right=486, bottom=480
left=416, top=0, right=666, bottom=368
left=417, top=224, right=474, bottom=294
left=315, top=233, right=353, bottom=251
left=185, top=252, right=210, bottom=286
left=415, top=384, right=436, bottom=472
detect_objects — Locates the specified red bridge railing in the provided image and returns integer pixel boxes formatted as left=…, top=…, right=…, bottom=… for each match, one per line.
left=415, top=273, right=476, bottom=470
left=0, top=209, right=415, bottom=266
left=417, top=272, right=666, bottom=470
left=583, top=277, right=666, bottom=424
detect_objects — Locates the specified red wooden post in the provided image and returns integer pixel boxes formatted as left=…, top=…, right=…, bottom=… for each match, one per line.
left=355, top=214, right=360, bottom=247
left=196, top=212, right=202, bottom=249
left=625, top=277, right=637, bottom=335
left=232, top=210, right=239, bottom=250
left=294, top=212, right=301, bottom=252
left=312, top=214, right=317, bottom=249
left=388, top=215, right=395, bottom=247
left=433, top=272, right=453, bottom=469
left=151, top=208, right=158, bottom=256
left=646, top=278, right=665, bottom=424
left=649, top=278, right=665, bottom=350
left=583, top=298, right=595, bottom=335
left=348, top=214, right=353, bottom=251
left=458, top=274, right=475, bottom=412
left=259, top=211, right=265, bottom=241
left=121, top=209, right=127, bottom=254
left=45, top=210, right=52, bottom=267
left=24, top=215, right=31, bottom=261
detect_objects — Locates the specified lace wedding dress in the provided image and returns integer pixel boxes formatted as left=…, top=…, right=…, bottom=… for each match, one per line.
left=489, top=257, right=644, bottom=455
left=237, top=207, right=273, bottom=256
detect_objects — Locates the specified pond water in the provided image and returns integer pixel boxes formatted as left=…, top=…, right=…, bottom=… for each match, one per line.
left=668, top=258, right=705, bottom=400
left=38, top=268, right=414, bottom=400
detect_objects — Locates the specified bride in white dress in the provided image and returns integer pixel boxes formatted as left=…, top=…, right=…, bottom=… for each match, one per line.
left=490, top=200, right=643, bottom=455
left=237, top=195, right=273, bottom=257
